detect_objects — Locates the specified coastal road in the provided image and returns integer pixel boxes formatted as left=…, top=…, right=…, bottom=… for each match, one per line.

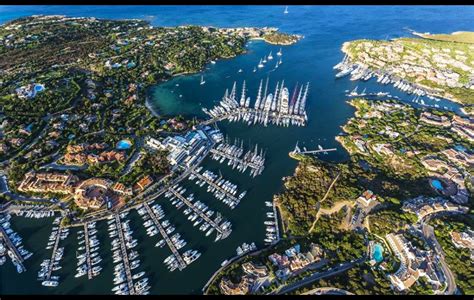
left=270, top=258, right=365, bottom=295
left=302, top=287, right=354, bottom=295
left=421, top=223, right=457, bottom=295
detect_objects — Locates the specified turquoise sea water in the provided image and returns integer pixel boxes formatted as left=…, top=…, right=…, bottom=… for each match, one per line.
left=1, top=5, right=473, bottom=295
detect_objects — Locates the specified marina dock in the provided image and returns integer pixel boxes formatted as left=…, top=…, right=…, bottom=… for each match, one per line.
left=0, top=225, right=26, bottom=271
left=209, top=140, right=265, bottom=177
left=271, top=201, right=281, bottom=244
left=190, top=170, right=241, bottom=205
left=291, top=142, right=337, bottom=156
left=143, top=203, right=187, bottom=271
left=83, top=224, right=93, bottom=280
left=45, top=225, right=62, bottom=280
left=169, top=187, right=231, bottom=240
left=202, top=80, right=310, bottom=128
left=114, top=214, right=135, bottom=295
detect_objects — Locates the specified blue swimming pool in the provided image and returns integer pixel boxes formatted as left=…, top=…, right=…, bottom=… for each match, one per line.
left=116, top=139, right=132, bottom=150
left=34, top=84, right=44, bottom=92
left=372, top=243, right=384, bottom=263
left=430, top=179, right=444, bottom=191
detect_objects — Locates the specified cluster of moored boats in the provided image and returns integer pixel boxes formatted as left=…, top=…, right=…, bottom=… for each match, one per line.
left=264, top=203, right=278, bottom=244
left=236, top=242, right=257, bottom=256
left=346, top=86, right=390, bottom=98
left=138, top=202, right=201, bottom=272
left=14, top=210, right=55, bottom=218
left=39, top=218, right=69, bottom=287
left=108, top=212, right=150, bottom=295
left=0, top=213, right=31, bottom=273
left=210, top=137, right=266, bottom=177
left=75, top=221, right=102, bottom=279
left=334, top=55, right=443, bottom=101
left=166, top=185, right=232, bottom=241
left=202, top=78, right=309, bottom=127
left=189, top=167, right=246, bottom=209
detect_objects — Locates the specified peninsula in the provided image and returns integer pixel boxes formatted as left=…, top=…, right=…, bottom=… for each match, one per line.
left=336, top=33, right=474, bottom=112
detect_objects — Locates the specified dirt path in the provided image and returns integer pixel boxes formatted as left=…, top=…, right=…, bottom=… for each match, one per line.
left=308, top=198, right=353, bottom=233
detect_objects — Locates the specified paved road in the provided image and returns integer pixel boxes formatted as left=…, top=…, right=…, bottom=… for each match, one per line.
left=302, top=287, right=354, bottom=295
left=421, top=223, right=457, bottom=295
left=271, top=258, right=365, bottom=295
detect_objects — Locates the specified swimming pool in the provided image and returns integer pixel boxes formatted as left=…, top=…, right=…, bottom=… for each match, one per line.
left=372, top=243, right=384, bottom=263
left=34, top=84, right=45, bottom=92
left=116, top=139, right=132, bottom=150
left=430, top=179, right=444, bottom=191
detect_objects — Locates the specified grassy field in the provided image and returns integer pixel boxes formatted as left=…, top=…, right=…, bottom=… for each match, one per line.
left=418, top=31, right=474, bottom=44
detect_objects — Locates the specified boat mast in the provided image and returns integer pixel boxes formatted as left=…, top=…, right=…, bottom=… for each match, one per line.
left=299, top=82, right=309, bottom=114
left=261, top=77, right=269, bottom=110
left=294, top=84, right=303, bottom=115
left=272, top=81, right=280, bottom=111
left=254, top=79, right=263, bottom=109
left=278, top=79, right=285, bottom=112
left=289, top=82, right=298, bottom=114
left=240, top=80, right=246, bottom=107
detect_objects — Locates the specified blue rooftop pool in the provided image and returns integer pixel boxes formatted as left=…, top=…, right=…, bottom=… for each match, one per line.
left=116, top=139, right=132, bottom=150
left=372, top=243, right=384, bottom=263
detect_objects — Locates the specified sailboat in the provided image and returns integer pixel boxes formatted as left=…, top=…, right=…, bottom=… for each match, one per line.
left=277, top=48, right=282, bottom=56
left=200, top=75, right=205, bottom=85
left=262, top=56, right=267, bottom=64
left=258, top=59, right=264, bottom=68
left=284, top=6, right=289, bottom=14
left=268, top=51, right=273, bottom=60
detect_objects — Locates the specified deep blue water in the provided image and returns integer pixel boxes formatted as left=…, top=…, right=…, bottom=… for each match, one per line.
left=0, top=5, right=473, bottom=295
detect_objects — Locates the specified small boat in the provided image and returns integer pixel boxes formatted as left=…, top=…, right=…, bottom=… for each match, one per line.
left=42, top=280, right=59, bottom=287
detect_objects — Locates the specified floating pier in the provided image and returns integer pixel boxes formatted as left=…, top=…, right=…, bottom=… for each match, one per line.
left=190, top=169, right=243, bottom=209
left=83, top=224, right=94, bottom=280
left=209, top=138, right=265, bottom=177
left=143, top=203, right=187, bottom=271
left=114, top=214, right=135, bottom=295
left=0, top=226, right=26, bottom=271
left=291, top=142, right=337, bottom=155
left=45, top=226, right=63, bottom=280
left=169, top=187, right=232, bottom=240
